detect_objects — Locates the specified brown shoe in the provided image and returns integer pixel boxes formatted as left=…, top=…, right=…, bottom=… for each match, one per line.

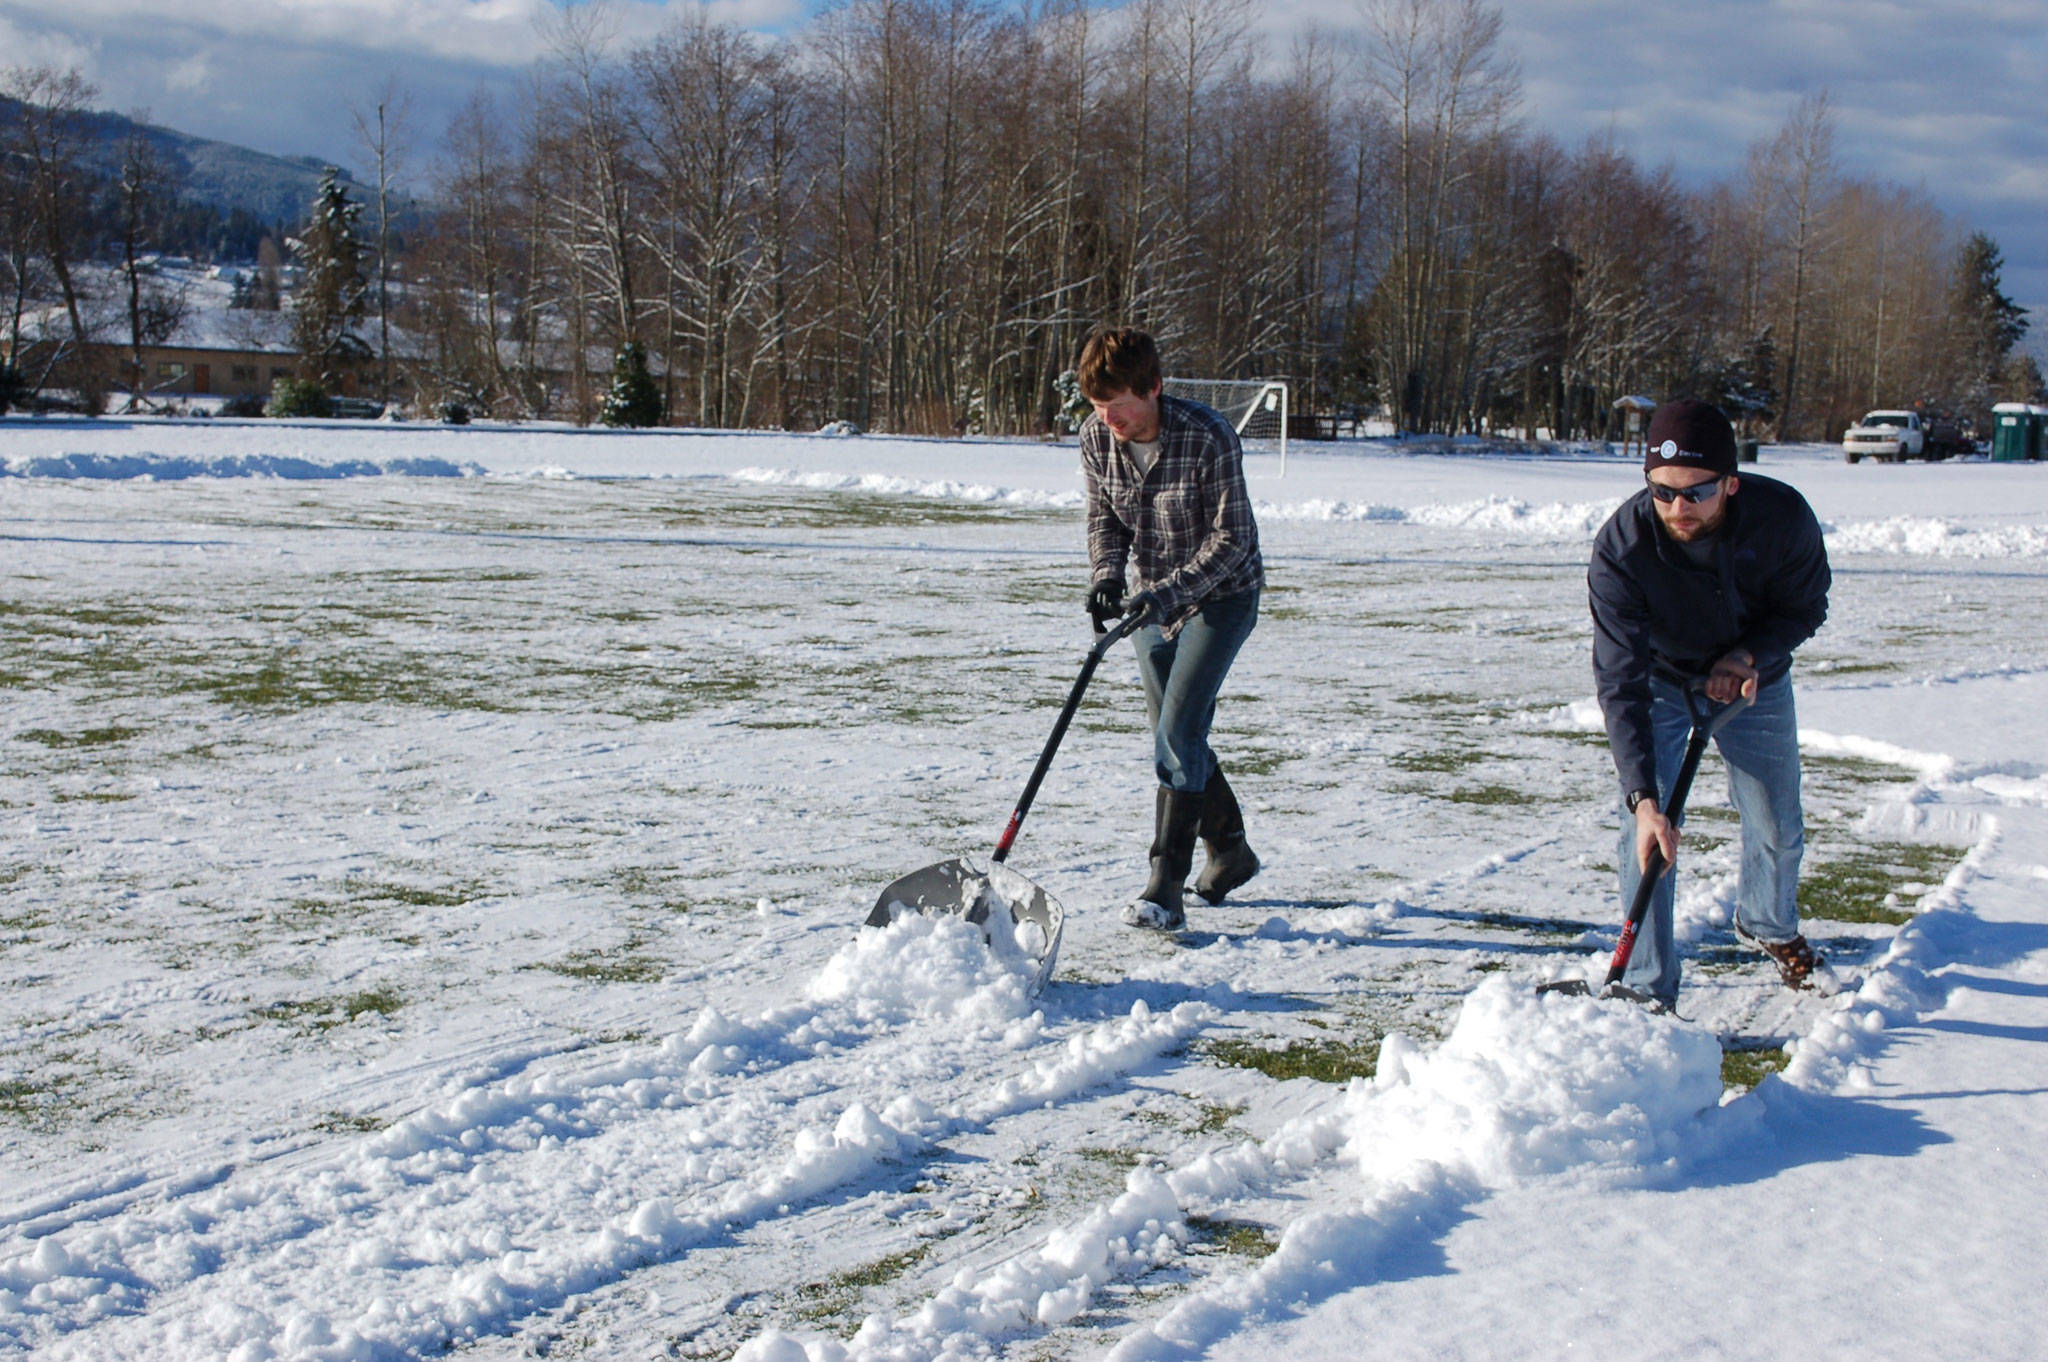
left=1737, top=927, right=1832, bottom=992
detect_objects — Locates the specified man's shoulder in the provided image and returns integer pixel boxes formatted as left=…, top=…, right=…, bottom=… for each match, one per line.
left=1593, top=488, right=1656, bottom=554
left=1161, top=393, right=1235, bottom=444
left=1732, top=472, right=1820, bottom=530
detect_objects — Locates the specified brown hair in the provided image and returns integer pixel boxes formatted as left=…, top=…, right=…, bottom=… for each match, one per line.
left=1076, top=326, right=1162, bottom=401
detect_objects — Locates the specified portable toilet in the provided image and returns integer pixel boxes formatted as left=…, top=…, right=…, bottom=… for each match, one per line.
left=1991, top=403, right=2045, bottom=461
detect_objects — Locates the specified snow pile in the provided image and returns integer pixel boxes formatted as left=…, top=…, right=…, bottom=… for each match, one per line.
left=1352, top=977, right=1723, bottom=1185
left=807, top=910, right=1037, bottom=1028
left=729, top=466, right=1081, bottom=510
left=1824, top=516, right=2048, bottom=559
left=1258, top=495, right=1620, bottom=539
left=1, top=451, right=481, bottom=480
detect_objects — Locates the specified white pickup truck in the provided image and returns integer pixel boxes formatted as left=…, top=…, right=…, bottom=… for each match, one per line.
left=1842, top=410, right=1972, bottom=463
left=1842, top=411, right=1925, bottom=462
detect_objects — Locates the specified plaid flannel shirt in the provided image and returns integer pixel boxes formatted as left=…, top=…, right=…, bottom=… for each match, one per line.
left=1081, top=394, right=1264, bottom=638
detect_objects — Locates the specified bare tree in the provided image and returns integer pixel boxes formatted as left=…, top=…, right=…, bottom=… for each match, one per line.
left=111, top=113, right=192, bottom=411
left=2, top=65, right=102, bottom=406
left=1354, top=0, right=1519, bottom=430
left=351, top=79, right=414, bottom=405
left=1749, top=91, right=1837, bottom=437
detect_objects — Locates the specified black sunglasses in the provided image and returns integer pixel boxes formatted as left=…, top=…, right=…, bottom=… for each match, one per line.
left=1646, top=478, right=1726, bottom=505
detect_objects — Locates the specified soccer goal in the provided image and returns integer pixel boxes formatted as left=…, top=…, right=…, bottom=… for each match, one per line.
left=1163, top=378, right=1289, bottom=474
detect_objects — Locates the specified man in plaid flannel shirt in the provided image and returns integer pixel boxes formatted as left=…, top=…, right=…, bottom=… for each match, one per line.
left=1076, top=327, right=1264, bottom=931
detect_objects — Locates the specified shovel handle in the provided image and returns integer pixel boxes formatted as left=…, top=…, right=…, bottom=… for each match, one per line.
left=994, top=610, right=1148, bottom=864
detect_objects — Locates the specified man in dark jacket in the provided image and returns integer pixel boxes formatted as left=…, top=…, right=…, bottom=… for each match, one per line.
left=1589, top=398, right=1835, bottom=1008
left=1077, top=326, right=1263, bottom=931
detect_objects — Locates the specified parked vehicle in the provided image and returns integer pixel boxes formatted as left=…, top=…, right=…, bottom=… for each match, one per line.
left=1841, top=409, right=1968, bottom=462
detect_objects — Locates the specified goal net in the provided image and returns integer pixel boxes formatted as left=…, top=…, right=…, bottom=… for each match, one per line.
left=1163, top=378, right=1289, bottom=470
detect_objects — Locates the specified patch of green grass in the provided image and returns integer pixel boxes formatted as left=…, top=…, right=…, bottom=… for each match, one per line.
left=605, top=866, right=694, bottom=911
left=1398, top=691, right=1481, bottom=708
left=258, top=987, right=404, bottom=1031
left=1077, top=1146, right=1143, bottom=1169
left=189, top=655, right=509, bottom=713
left=0, top=1076, right=65, bottom=1127
left=792, top=1243, right=934, bottom=1324
left=1805, top=752, right=1913, bottom=788
left=1207, top=1034, right=1379, bottom=1084
left=314, top=1111, right=388, bottom=1135
left=1388, top=746, right=1485, bottom=773
left=1134, top=1099, right=1247, bottom=1135
left=347, top=880, right=483, bottom=908
left=1465, top=910, right=1588, bottom=940
left=17, top=725, right=143, bottom=748
left=1216, top=746, right=1288, bottom=778
left=1800, top=840, right=1956, bottom=925
left=1186, top=1215, right=1276, bottom=1258
left=1692, top=944, right=1750, bottom=975
left=1446, top=783, right=1541, bottom=807
left=1807, top=660, right=1902, bottom=677
left=1721, top=1044, right=1790, bottom=1091
left=525, top=946, right=668, bottom=984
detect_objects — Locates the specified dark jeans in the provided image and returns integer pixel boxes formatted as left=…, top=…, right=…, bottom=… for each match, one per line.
left=1132, top=589, right=1259, bottom=792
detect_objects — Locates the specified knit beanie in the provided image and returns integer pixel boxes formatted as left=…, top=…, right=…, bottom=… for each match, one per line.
left=1644, top=398, right=1738, bottom=476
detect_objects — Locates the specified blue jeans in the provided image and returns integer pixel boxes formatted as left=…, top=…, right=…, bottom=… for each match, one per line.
left=1132, top=589, right=1259, bottom=792
left=1616, top=672, right=1805, bottom=1003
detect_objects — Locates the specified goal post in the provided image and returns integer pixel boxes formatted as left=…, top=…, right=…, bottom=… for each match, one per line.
left=1162, top=378, right=1289, bottom=475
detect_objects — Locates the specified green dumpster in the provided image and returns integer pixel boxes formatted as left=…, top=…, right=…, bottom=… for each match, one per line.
left=1991, top=403, right=2045, bottom=461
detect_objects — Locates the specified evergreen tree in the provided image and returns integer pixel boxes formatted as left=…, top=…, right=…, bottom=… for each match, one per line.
left=2001, top=351, right=2046, bottom=405
left=600, top=342, right=664, bottom=428
left=1052, top=369, right=1091, bottom=434
left=290, top=169, right=370, bottom=385
left=1948, top=232, right=2029, bottom=415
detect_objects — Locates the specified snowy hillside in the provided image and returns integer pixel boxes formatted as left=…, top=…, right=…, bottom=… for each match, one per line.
left=2, top=418, right=2045, bottom=1360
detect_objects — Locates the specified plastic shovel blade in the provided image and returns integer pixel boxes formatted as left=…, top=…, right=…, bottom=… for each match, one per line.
left=868, top=858, right=1065, bottom=997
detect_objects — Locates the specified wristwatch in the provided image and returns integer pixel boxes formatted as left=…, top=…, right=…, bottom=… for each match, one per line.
left=1626, top=789, right=1656, bottom=814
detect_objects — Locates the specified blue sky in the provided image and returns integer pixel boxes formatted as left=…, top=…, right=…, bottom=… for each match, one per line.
left=3, top=0, right=2041, bottom=356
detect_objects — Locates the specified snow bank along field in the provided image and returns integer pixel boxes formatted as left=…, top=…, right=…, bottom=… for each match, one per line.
left=3, top=416, right=2047, bottom=1361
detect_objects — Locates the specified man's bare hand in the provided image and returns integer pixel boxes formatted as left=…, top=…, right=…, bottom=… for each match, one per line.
left=1636, top=803, right=1678, bottom=874
left=1705, top=649, right=1759, bottom=704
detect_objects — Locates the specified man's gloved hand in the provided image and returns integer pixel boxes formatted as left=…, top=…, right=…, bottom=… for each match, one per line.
left=1086, top=580, right=1124, bottom=633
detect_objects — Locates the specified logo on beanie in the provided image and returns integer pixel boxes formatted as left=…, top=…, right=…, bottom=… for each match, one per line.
left=1658, top=439, right=1678, bottom=460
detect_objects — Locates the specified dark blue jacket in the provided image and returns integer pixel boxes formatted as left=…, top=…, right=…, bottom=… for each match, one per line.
left=1589, top=473, right=1830, bottom=797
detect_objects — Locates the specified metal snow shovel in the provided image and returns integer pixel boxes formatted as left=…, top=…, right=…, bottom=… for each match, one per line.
left=1541, top=678, right=1756, bottom=1001
left=867, top=607, right=1153, bottom=997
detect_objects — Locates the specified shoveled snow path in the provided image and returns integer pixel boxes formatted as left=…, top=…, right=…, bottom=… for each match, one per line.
left=1133, top=673, right=2048, bottom=1362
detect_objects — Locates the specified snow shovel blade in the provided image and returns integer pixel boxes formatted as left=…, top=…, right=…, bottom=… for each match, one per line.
left=868, top=858, right=1065, bottom=997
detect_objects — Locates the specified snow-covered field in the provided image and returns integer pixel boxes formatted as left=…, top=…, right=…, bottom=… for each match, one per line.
left=2, top=416, right=2045, bottom=1361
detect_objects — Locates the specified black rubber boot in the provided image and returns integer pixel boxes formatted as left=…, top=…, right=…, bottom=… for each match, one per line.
left=1124, top=787, right=1204, bottom=930
left=1193, top=769, right=1260, bottom=905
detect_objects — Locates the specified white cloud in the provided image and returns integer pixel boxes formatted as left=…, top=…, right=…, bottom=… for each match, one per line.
left=0, top=10, right=99, bottom=74
left=0, top=0, right=805, bottom=69
left=162, top=50, right=210, bottom=94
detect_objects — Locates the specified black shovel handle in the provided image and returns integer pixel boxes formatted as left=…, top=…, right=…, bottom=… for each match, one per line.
left=1601, top=681, right=1756, bottom=989
left=992, top=605, right=1152, bottom=864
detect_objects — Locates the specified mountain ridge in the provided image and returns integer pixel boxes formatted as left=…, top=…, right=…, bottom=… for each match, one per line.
left=2, top=94, right=375, bottom=231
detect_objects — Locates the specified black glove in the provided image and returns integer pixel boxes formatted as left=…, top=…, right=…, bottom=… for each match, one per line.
left=1123, top=589, right=1166, bottom=624
left=1086, top=580, right=1124, bottom=633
